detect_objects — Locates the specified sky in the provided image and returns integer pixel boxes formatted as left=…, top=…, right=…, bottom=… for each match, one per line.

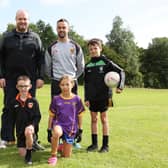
left=0, top=0, right=168, bottom=49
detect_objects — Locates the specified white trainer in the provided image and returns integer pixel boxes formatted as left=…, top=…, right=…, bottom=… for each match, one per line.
left=0, top=140, right=7, bottom=149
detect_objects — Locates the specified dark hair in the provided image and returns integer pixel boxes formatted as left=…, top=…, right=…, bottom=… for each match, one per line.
left=87, top=38, right=103, bottom=47
left=57, top=18, right=69, bottom=25
left=17, top=75, right=31, bottom=83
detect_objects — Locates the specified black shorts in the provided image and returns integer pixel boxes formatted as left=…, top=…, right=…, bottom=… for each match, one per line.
left=17, top=133, right=35, bottom=148
left=89, top=99, right=109, bottom=112
left=17, top=133, right=26, bottom=148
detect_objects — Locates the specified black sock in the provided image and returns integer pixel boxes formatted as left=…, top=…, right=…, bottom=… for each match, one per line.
left=25, top=149, right=32, bottom=160
left=103, top=135, right=109, bottom=147
left=92, top=134, right=97, bottom=146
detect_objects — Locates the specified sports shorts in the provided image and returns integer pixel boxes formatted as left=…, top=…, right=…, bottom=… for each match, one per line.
left=62, top=132, right=74, bottom=144
left=89, top=99, right=108, bottom=112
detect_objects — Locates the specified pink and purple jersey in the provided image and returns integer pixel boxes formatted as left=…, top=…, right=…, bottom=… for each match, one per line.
left=49, top=95, right=84, bottom=138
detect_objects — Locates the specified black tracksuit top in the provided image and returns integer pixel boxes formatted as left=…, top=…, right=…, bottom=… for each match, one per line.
left=9, top=94, right=41, bottom=136
left=0, top=29, right=44, bottom=80
left=84, top=55, right=125, bottom=101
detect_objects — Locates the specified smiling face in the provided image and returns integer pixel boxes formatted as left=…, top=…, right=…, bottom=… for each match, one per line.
left=15, top=10, right=29, bottom=32
left=59, top=78, right=74, bottom=94
left=16, top=79, right=32, bottom=96
left=88, top=43, right=102, bottom=57
left=57, top=20, right=69, bottom=40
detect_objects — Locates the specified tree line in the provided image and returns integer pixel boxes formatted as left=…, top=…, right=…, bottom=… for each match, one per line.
left=1, top=16, right=168, bottom=88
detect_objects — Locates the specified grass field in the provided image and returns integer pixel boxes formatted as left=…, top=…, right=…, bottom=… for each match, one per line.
left=0, top=85, right=168, bottom=168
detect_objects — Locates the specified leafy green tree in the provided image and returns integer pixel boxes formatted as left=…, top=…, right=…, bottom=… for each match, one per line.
left=69, top=26, right=88, bottom=57
left=35, top=20, right=56, bottom=49
left=106, top=16, right=143, bottom=87
left=140, top=37, right=168, bottom=88
left=5, top=23, right=15, bottom=32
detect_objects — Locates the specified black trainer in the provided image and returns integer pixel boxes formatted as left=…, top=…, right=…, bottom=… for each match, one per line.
left=32, top=141, right=45, bottom=151
left=87, top=144, right=98, bottom=152
left=98, top=146, right=109, bottom=153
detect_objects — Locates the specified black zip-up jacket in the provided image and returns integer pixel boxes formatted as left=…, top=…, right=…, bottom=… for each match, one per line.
left=9, top=94, right=41, bottom=136
left=84, top=55, right=125, bottom=101
left=0, top=29, right=44, bottom=80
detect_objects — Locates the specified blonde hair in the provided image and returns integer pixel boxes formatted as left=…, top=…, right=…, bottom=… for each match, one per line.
left=59, top=75, right=74, bottom=85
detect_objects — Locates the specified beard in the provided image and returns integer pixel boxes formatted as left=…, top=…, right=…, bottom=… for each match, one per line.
left=58, top=31, right=66, bottom=38
left=17, top=24, right=28, bottom=32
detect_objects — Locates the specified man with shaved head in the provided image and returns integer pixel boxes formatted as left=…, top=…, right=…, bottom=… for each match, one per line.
left=0, top=9, right=45, bottom=152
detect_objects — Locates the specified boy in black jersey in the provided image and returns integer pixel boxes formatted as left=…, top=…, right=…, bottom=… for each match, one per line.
left=9, top=75, right=41, bottom=165
left=84, top=38, right=125, bottom=152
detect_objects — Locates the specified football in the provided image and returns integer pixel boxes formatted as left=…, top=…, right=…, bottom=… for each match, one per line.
left=104, top=71, right=120, bottom=88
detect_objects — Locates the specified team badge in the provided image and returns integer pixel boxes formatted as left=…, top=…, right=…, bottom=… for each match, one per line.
left=28, top=102, right=33, bottom=109
left=99, top=66, right=104, bottom=73
left=70, top=47, right=75, bottom=55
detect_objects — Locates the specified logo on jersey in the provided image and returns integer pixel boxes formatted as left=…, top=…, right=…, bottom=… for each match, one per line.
left=99, top=66, right=104, bottom=73
left=70, top=47, right=75, bottom=55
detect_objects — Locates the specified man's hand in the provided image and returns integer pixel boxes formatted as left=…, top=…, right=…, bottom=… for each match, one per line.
left=36, top=79, right=44, bottom=89
left=0, top=78, right=6, bottom=88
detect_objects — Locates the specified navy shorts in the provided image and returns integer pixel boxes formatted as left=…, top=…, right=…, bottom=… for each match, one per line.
left=62, top=132, right=74, bottom=144
left=89, top=99, right=109, bottom=112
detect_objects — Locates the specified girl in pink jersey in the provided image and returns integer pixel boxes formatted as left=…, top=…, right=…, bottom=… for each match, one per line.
left=47, top=75, right=84, bottom=166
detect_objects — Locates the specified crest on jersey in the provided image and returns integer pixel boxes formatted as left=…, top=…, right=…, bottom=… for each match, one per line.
left=70, top=47, right=75, bottom=55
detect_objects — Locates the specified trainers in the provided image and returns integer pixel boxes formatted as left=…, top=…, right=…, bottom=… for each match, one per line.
left=48, top=156, right=57, bottom=166
left=73, top=142, right=81, bottom=149
left=87, top=144, right=98, bottom=152
left=7, top=141, right=16, bottom=145
left=98, top=146, right=109, bottom=153
left=32, top=141, right=45, bottom=151
left=0, top=140, right=7, bottom=149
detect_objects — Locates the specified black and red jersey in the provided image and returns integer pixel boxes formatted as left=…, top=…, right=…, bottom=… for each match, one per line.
left=9, top=93, right=41, bottom=136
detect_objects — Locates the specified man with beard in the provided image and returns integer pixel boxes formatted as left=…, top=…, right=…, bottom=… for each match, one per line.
left=45, top=18, right=84, bottom=148
left=45, top=18, right=84, bottom=97
left=0, top=9, right=45, bottom=150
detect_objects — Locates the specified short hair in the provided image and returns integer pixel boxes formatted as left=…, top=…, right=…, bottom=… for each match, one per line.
left=17, top=75, right=31, bottom=83
left=87, top=38, right=103, bottom=47
left=57, top=18, right=69, bottom=25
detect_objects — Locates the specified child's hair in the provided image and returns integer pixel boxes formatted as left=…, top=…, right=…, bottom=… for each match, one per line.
left=87, top=38, right=103, bottom=48
left=17, top=75, right=31, bottom=83
left=59, top=74, right=74, bottom=85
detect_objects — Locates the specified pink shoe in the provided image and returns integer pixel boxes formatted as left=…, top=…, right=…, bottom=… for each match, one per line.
left=48, top=156, right=57, bottom=166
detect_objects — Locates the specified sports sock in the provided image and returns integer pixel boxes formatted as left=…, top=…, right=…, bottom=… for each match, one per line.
left=92, top=134, right=97, bottom=145
left=102, top=135, right=109, bottom=147
left=26, top=149, right=32, bottom=157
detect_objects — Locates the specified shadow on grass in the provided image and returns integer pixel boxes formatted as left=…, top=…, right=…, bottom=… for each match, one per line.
left=0, top=143, right=88, bottom=167
left=0, top=144, right=51, bottom=167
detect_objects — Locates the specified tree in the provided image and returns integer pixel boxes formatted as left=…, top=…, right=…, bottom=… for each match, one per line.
left=106, top=16, right=143, bottom=87
left=34, top=20, right=56, bottom=49
left=6, top=23, right=15, bottom=32
left=140, top=37, right=168, bottom=88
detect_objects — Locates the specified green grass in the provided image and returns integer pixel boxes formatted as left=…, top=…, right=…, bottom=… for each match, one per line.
left=0, top=86, right=168, bottom=168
